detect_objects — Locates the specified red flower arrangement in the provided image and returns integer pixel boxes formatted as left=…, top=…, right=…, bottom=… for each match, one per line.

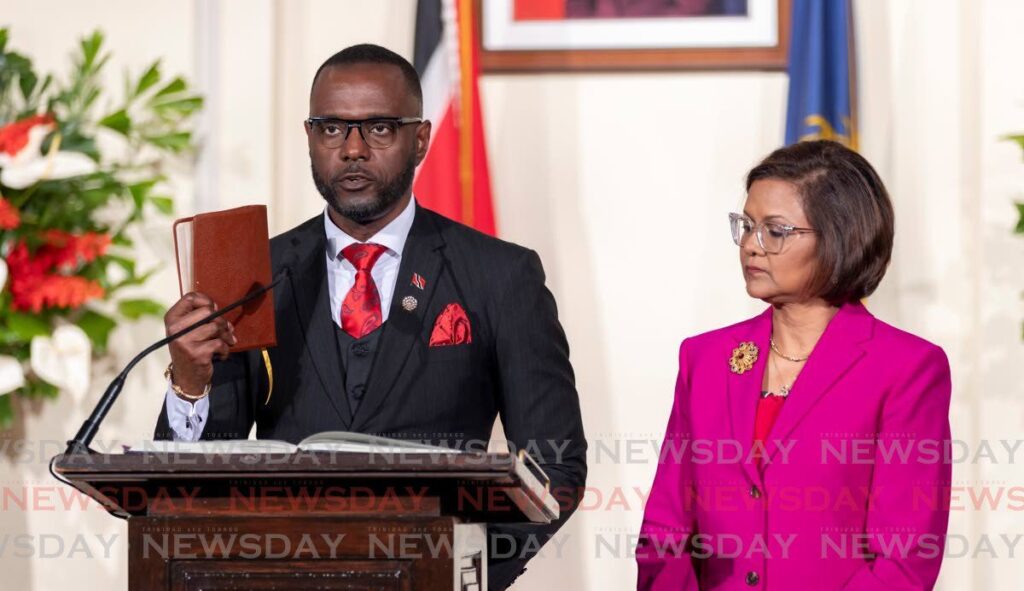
left=0, top=29, right=202, bottom=428
left=6, top=231, right=111, bottom=313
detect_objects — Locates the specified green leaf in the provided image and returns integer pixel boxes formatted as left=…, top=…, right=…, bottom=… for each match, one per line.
left=128, top=179, right=158, bottom=209
left=1016, top=202, right=1024, bottom=235
left=0, top=28, right=8, bottom=53
left=18, top=69, right=37, bottom=100
left=36, top=73, right=53, bottom=97
left=144, top=131, right=191, bottom=151
left=20, top=377, right=59, bottom=400
left=153, top=76, right=186, bottom=99
left=107, top=255, right=136, bottom=277
left=81, top=85, right=102, bottom=110
left=55, top=133, right=99, bottom=161
left=135, top=60, right=161, bottom=96
left=80, top=31, right=104, bottom=71
left=151, top=95, right=203, bottom=116
left=0, top=394, right=13, bottom=430
left=150, top=196, right=174, bottom=215
left=81, top=188, right=116, bottom=209
left=6, top=313, right=51, bottom=340
left=98, top=108, right=131, bottom=134
left=76, top=310, right=117, bottom=352
left=109, top=268, right=157, bottom=294
left=4, top=52, right=30, bottom=71
left=0, top=325, right=27, bottom=346
left=1004, top=134, right=1024, bottom=154
left=117, top=298, right=164, bottom=320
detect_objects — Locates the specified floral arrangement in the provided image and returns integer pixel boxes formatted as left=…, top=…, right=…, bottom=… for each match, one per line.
left=0, top=29, right=201, bottom=428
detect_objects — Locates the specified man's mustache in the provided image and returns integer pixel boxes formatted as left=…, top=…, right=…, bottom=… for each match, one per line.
left=332, top=166, right=376, bottom=183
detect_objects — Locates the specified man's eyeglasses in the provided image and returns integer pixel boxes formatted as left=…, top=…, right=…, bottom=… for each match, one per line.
left=305, top=116, right=423, bottom=149
left=729, top=212, right=816, bottom=254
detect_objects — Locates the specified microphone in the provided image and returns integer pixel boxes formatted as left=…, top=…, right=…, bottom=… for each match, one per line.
left=63, top=268, right=290, bottom=455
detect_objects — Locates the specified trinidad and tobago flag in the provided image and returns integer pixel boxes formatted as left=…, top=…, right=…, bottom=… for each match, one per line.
left=413, top=0, right=497, bottom=236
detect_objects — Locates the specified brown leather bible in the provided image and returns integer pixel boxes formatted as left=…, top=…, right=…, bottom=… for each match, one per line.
left=172, top=205, right=276, bottom=352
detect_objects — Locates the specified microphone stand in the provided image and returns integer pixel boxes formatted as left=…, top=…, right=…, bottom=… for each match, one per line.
left=63, top=271, right=287, bottom=455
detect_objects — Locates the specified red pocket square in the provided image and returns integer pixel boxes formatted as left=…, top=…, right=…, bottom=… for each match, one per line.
left=429, top=303, right=472, bottom=347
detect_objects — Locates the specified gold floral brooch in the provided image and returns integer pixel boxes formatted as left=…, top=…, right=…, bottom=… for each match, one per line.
left=729, top=341, right=759, bottom=374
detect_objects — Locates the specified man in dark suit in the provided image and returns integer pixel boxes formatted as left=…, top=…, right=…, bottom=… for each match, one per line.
left=154, top=44, right=586, bottom=589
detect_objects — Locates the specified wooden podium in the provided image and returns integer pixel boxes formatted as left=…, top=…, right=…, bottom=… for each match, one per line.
left=53, top=450, right=555, bottom=590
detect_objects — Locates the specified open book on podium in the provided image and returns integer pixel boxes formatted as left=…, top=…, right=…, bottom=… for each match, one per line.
left=132, top=430, right=464, bottom=455
left=127, top=431, right=559, bottom=522
left=173, top=204, right=276, bottom=352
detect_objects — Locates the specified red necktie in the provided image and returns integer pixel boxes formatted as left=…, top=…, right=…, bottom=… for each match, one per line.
left=340, top=243, right=388, bottom=339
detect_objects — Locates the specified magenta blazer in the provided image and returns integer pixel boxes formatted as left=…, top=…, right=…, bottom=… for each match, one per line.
left=638, top=302, right=952, bottom=590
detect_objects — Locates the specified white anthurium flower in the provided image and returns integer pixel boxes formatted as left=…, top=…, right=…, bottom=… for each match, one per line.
left=0, top=150, right=97, bottom=190
left=30, top=324, right=92, bottom=401
left=0, top=355, right=26, bottom=395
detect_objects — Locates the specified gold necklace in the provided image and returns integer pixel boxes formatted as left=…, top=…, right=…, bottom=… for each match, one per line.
left=765, top=352, right=793, bottom=398
left=770, top=336, right=810, bottom=363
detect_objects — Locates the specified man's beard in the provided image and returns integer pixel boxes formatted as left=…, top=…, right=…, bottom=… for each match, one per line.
left=312, top=154, right=416, bottom=224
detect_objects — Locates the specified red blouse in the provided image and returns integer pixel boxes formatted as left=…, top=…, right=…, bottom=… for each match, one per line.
left=754, top=393, right=786, bottom=466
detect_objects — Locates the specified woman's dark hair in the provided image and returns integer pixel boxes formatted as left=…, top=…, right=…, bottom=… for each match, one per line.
left=746, top=140, right=894, bottom=305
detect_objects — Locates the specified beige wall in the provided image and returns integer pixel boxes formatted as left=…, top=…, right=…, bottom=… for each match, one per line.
left=1, top=0, right=1022, bottom=589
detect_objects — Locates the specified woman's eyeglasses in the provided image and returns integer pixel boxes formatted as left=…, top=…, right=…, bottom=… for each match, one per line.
left=729, top=212, right=816, bottom=254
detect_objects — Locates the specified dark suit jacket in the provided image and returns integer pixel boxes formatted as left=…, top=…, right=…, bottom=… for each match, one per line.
left=155, top=204, right=587, bottom=589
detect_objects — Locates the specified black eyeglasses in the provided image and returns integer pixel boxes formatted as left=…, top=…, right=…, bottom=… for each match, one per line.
left=305, top=116, right=423, bottom=149
left=729, top=212, right=816, bottom=254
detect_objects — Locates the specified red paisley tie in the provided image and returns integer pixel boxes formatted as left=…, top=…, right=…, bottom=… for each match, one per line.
left=340, top=243, right=388, bottom=339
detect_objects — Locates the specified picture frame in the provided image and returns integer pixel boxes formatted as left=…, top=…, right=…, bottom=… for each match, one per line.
left=477, top=0, right=791, bottom=72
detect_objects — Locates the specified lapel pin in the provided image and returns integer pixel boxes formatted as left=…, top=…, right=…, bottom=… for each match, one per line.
left=402, top=295, right=418, bottom=312
left=729, top=341, right=759, bottom=375
left=411, top=273, right=426, bottom=290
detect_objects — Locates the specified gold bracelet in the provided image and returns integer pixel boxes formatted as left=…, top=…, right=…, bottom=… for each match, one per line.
left=164, top=363, right=211, bottom=401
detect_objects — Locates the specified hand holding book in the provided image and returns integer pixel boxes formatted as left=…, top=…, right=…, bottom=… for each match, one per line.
left=166, top=205, right=276, bottom=399
left=164, top=292, right=237, bottom=398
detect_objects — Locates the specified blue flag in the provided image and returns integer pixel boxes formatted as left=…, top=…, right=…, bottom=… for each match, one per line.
left=784, top=0, right=857, bottom=148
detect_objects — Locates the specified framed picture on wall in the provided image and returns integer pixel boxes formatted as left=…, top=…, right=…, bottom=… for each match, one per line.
left=477, top=0, right=791, bottom=72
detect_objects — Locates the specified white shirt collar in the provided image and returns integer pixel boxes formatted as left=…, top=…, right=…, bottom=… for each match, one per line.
left=323, top=196, right=416, bottom=260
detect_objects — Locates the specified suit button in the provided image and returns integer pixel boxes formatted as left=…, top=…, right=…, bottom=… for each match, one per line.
left=745, top=571, right=760, bottom=586
left=352, top=385, right=366, bottom=400
left=750, top=485, right=761, bottom=499
left=352, top=344, right=370, bottom=357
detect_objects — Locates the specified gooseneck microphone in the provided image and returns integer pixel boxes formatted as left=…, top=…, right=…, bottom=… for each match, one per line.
left=63, top=269, right=289, bottom=455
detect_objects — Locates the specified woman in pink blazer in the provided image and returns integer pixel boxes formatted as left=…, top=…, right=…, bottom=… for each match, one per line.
left=638, top=140, right=952, bottom=590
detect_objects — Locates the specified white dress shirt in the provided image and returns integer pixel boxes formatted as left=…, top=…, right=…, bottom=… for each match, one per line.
left=164, top=197, right=417, bottom=441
